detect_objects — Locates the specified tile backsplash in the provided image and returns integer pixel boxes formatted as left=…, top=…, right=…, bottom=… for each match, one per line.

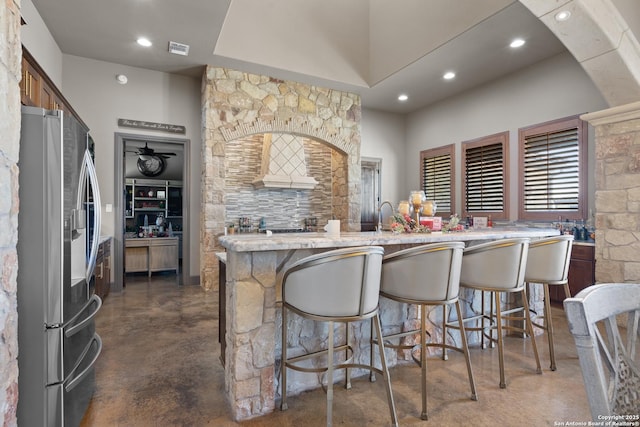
left=224, top=134, right=337, bottom=230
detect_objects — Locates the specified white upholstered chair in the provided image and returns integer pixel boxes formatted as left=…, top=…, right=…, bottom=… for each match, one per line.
left=280, top=246, right=398, bottom=427
left=374, top=242, right=477, bottom=420
left=459, top=238, right=542, bottom=388
left=564, top=283, right=640, bottom=420
left=524, top=235, right=574, bottom=370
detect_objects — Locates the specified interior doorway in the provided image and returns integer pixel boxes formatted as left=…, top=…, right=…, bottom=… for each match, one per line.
left=361, top=157, right=381, bottom=231
left=113, top=133, right=191, bottom=290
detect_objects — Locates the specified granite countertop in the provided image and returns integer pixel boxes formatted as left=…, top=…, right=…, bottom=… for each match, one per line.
left=218, top=227, right=559, bottom=252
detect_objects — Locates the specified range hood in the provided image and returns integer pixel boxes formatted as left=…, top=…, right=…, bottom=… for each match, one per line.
left=252, top=133, right=318, bottom=189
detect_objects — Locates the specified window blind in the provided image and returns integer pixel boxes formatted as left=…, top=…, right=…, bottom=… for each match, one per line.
left=523, top=128, right=579, bottom=212
left=422, top=153, right=451, bottom=213
left=464, top=142, right=504, bottom=212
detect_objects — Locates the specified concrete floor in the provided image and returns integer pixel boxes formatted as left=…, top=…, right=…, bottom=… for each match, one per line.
left=81, top=273, right=591, bottom=426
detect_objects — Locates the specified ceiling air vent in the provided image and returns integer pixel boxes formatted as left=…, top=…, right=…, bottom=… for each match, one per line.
left=168, top=41, right=189, bottom=56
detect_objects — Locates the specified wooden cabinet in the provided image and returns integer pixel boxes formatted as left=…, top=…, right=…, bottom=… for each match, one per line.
left=125, top=237, right=179, bottom=276
left=149, top=238, right=179, bottom=273
left=125, top=244, right=149, bottom=273
left=21, top=56, right=41, bottom=106
left=39, top=80, right=64, bottom=111
left=40, top=80, right=55, bottom=110
left=550, top=243, right=595, bottom=303
left=20, top=47, right=83, bottom=125
left=95, top=238, right=112, bottom=301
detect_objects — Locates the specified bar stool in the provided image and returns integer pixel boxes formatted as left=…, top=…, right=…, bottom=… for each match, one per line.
left=459, top=238, right=542, bottom=388
left=280, top=246, right=398, bottom=427
left=373, top=242, right=477, bottom=420
left=524, top=235, right=574, bottom=371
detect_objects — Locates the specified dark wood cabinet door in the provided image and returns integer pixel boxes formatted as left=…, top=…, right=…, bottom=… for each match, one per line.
left=550, top=244, right=595, bottom=303
left=567, top=257, right=595, bottom=296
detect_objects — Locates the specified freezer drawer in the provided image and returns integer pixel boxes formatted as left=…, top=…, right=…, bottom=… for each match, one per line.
left=46, top=295, right=101, bottom=385
left=45, top=333, right=102, bottom=427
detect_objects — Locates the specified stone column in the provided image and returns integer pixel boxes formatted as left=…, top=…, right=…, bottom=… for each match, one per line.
left=224, top=250, right=278, bottom=420
left=0, top=1, right=22, bottom=424
left=581, top=102, right=640, bottom=283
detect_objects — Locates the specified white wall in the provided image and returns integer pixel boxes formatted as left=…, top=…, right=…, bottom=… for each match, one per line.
left=405, top=52, right=608, bottom=220
left=18, top=2, right=203, bottom=278
left=20, top=0, right=63, bottom=87
left=361, top=109, right=405, bottom=205
left=61, top=55, right=202, bottom=277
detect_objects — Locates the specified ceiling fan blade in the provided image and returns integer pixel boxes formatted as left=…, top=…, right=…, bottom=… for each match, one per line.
left=154, top=152, right=177, bottom=156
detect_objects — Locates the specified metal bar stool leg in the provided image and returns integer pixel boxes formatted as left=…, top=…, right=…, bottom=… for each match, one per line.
left=494, top=291, right=506, bottom=389
left=521, top=289, right=542, bottom=375
left=281, top=305, right=289, bottom=411
left=420, top=304, right=428, bottom=420
left=481, top=290, right=486, bottom=349
left=542, top=284, right=557, bottom=371
left=455, top=300, right=478, bottom=401
left=372, top=313, right=399, bottom=427
left=489, top=291, right=496, bottom=348
left=326, top=321, right=334, bottom=427
left=345, top=322, right=351, bottom=389
left=369, top=318, right=376, bottom=383
left=441, top=304, right=448, bottom=360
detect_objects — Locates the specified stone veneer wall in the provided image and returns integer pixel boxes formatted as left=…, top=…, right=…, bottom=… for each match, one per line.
left=224, top=134, right=334, bottom=230
left=201, top=66, right=362, bottom=291
left=583, top=102, right=640, bottom=283
left=1, top=1, right=21, bottom=425
left=331, top=149, right=349, bottom=222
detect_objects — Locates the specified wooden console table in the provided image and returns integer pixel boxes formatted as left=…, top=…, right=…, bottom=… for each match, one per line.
left=125, top=237, right=179, bottom=276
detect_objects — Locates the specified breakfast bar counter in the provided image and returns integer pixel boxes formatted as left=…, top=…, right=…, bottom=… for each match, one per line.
left=217, top=228, right=557, bottom=421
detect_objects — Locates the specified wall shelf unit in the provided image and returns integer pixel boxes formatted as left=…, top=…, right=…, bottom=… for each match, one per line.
left=125, top=179, right=183, bottom=244
left=125, top=178, right=182, bottom=220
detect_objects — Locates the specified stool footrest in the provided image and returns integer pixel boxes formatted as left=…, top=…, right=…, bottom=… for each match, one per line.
left=284, top=344, right=353, bottom=374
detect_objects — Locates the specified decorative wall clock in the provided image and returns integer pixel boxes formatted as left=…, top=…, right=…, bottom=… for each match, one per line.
left=137, top=155, right=166, bottom=177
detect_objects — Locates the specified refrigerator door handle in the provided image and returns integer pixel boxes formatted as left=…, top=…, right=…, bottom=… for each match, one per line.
left=64, top=294, right=102, bottom=338
left=65, top=333, right=102, bottom=392
left=74, top=153, right=88, bottom=235
left=83, top=149, right=102, bottom=282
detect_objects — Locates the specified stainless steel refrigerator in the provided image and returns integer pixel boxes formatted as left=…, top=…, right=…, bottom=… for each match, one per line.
left=17, top=106, right=103, bottom=427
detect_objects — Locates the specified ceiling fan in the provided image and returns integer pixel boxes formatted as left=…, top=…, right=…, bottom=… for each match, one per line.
left=126, top=142, right=177, bottom=160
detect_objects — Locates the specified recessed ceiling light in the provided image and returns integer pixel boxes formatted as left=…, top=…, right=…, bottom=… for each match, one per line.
left=115, top=74, right=128, bottom=85
left=510, top=38, right=526, bottom=48
left=137, top=37, right=152, bottom=47
left=443, top=71, right=456, bottom=80
left=398, top=94, right=408, bottom=102
left=555, top=10, right=571, bottom=21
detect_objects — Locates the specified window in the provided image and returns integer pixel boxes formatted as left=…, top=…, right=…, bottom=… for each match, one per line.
left=420, top=144, right=454, bottom=218
left=461, top=132, right=509, bottom=220
left=518, top=115, right=587, bottom=221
